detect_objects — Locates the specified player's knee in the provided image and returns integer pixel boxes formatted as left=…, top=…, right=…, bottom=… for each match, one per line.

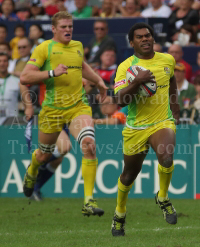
left=121, top=171, right=138, bottom=186
left=82, top=137, right=96, bottom=156
left=37, top=151, right=52, bottom=164
left=159, top=155, right=173, bottom=168
left=121, top=174, right=134, bottom=186
left=58, top=142, right=71, bottom=155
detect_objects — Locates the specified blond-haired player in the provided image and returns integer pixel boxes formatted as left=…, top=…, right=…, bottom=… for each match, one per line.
left=20, top=11, right=107, bottom=216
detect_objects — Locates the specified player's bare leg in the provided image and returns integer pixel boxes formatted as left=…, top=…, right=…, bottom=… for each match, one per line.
left=23, top=131, right=59, bottom=197
left=70, top=114, right=104, bottom=217
left=32, top=130, right=71, bottom=201
left=149, top=128, right=177, bottom=224
left=112, top=152, right=147, bottom=236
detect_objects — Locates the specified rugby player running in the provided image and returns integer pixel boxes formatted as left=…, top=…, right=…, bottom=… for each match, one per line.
left=20, top=11, right=107, bottom=217
left=111, top=23, right=180, bottom=236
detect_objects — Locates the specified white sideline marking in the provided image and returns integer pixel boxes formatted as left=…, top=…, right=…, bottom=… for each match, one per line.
left=0, top=226, right=200, bottom=236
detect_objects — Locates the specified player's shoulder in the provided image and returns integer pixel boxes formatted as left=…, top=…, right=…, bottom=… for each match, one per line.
left=38, top=39, right=51, bottom=46
left=155, top=52, right=175, bottom=64
left=34, top=40, right=51, bottom=52
left=118, top=56, right=133, bottom=69
left=71, top=40, right=83, bottom=47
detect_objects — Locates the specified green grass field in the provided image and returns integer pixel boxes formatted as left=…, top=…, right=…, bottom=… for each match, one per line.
left=0, top=198, right=200, bottom=247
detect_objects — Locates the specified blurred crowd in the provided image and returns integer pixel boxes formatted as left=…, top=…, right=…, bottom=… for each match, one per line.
left=0, top=0, right=199, bottom=125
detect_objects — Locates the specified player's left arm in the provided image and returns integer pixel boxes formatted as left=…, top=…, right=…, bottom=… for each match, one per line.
left=169, top=76, right=180, bottom=125
left=82, top=61, right=108, bottom=102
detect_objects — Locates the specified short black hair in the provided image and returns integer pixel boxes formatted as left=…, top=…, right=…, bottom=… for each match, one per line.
left=0, top=23, right=7, bottom=32
left=14, top=23, right=26, bottom=33
left=0, top=42, right=11, bottom=50
left=180, top=24, right=197, bottom=43
left=0, top=52, right=9, bottom=60
left=128, top=23, right=154, bottom=42
left=29, top=24, right=44, bottom=38
left=102, top=46, right=117, bottom=54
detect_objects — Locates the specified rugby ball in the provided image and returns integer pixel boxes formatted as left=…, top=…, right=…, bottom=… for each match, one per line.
left=126, top=65, right=157, bottom=97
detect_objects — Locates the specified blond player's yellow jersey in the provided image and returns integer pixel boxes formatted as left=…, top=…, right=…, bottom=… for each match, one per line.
left=114, top=52, right=176, bottom=129
left=28, top=39, right=84, bottom=109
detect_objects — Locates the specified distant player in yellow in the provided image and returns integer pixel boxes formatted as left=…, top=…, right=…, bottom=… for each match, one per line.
left=20, top=11, right=107, bottom=217
left=111, top=23, right=180, bottom=236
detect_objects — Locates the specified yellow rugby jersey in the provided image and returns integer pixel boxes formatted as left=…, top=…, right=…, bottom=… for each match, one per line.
left=28, top=39, right=84, bottom=109
left=114, top=52, right=175, bottom=129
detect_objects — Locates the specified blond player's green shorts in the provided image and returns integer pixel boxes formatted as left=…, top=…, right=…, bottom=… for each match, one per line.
left=123, top=120, right=176, bottom=156
left=38, top=100, right=92, bottom=133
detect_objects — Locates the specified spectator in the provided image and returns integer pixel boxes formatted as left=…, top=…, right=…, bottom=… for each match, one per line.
left=84, top=20, right=117, bottom=66
left=29, top=24, right=45, bottom=53
left=168, top=44, right=192, bottom=81
left=100, top=0, right=120, bottom=18
left=141, top=0, right=172, bottom=17
left=0, top=23, right=7, bottom=43
left=192, top=1, right=200, bottom=10
left=44, top=0, right=66, bottom=17
left=29, top=0, right=50, bottom=20
left=11, top=37, right=32, bottom=78
left=175, top=24, right=197, bottom=46
left=0, top=52, right=20, bottom=117
left=175, top=63, right=196, bottom=110
left=64, top=0, right=77, bottom=13
left=96, top=46, right=117, bottom=90
left=139, top=0, right=150, bottom=11
left=114, top=0, right=140, bottom=17
left=198, top=31, right=200, bottom=45
left=153, top=43, right=162, bottom=52
left=0, top=42, right=11, bottom=57
left=14, top=0, right=30, bottom=20
left=14, top=0, right=31, bottom=12
left=168, top=0, right=199, bottom=42
left=10, top=24, right=26, bottom=60
left=194, top=75, right=200, bottom=111
left=94, top=96, right=126, bottom=125
left=191, top=51, right=200, bottom=84
left=0, top=42, right=15, bottom=73
left=72, top=0, right=97, bottom=18
left=0, top=0, right=19, bottom=21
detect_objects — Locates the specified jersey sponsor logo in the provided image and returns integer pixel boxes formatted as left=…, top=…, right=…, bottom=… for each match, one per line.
left=114, top=79, right=126, bottom=89
left=53, top=52, right=63, bottom=54
left=67, top=66, right=82, bottom=69
left=157, top=85, right=168, bottom=89
left=164, top=67, right=170, bottom=74
left=77, top=50, right=83, bottom=57
left=29, top=59, right=36, bottom=62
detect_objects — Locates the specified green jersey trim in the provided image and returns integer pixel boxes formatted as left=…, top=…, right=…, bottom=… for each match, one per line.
left=42, top=40, right=55, bottom=107
left=82, top=87, right=89, bottom=106
left=129, top=55, right=140, bottom=125
left=27, top=61, right=41, bottom=68
left=131, top=55, right=139, bottom=66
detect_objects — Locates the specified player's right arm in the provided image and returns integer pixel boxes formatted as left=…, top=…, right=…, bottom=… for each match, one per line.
left=20, top=64, right=49, bottom=85
left=20, top=42, right=68, bottom=85
left=114, top=62, right=155, bottom=107
left=20, top=64, right=68, bottom=85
